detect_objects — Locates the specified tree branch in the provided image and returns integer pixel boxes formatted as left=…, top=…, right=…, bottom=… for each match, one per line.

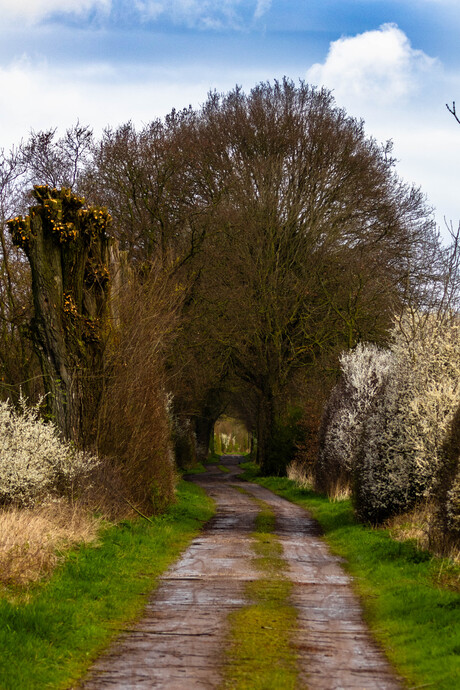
left=446, top=101, right=460, bottom=125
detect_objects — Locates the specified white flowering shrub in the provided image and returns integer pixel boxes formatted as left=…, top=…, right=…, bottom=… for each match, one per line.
left=318, top=312, right=460, bottom=528
left=355, top=312, right=460, bottom=523
left=317, top=343, right=394, bottom=496
left=446, top=472, right=460, bottom=538
left=435, top=404, right=460, bottom=547
left=0, top=398, right=99, bottom=506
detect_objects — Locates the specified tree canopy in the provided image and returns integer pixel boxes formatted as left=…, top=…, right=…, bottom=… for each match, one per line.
left=1, top=78, right=444, bottom=475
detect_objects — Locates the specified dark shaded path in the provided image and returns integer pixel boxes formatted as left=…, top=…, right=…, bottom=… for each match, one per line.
left=80, top=457, right=401, bottom=689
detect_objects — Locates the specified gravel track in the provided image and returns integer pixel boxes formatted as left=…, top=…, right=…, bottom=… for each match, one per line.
left=80, top=457, right=401, bottom=689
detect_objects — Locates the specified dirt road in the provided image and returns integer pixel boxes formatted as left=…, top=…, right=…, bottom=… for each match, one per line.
left=80, top=457, right=401, bottom=689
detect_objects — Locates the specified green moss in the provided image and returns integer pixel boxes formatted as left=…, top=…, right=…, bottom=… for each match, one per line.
left=223, top=603, right=298, bottom=690
left=221, top=489, right=299, bottom=689
left=206, top=451, right=222, bottom=463
left=183, top=462, right=207, bottom=475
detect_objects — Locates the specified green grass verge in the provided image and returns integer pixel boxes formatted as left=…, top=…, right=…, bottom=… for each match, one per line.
left=239, top=466, right=460, bottom=690
left=0, top=481, right=215, bottom=690
left=238, top=460, right=261, bottom=481
left=222, top=488, right=298, bottom=689
left=182, top=462, right=207, bottom=474
left=206, top=451, right=222, bottom=464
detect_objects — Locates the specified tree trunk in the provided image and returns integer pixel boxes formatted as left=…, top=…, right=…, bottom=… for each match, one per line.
left=257, top=386, right=276, bottom=474
left=194, top=414, right=215, bottom=462
left=8, top=185, right=113, bottom=444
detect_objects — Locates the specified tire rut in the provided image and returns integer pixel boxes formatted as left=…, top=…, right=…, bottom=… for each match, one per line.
left=79, top=457, right=402, bottom=689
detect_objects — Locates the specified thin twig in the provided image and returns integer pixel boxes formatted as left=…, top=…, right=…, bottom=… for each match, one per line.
left=120, top=496, right=154, bottom=524
left=446, top=101, right=460, bottom=124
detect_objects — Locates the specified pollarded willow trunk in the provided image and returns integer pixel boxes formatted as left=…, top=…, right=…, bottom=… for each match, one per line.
left=8, top=185, right=113, bottom=444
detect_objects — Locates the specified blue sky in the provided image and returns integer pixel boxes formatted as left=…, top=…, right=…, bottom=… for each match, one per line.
left=1, top=0, right=460, bottom=230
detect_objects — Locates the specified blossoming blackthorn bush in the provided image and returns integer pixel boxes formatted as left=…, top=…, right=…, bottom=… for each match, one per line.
left=0, top=397, right=99, bottom=506
left=319, top=313, right=460, bottom=539
left=355, top=313, right=460, bottom=523
left=317, top=342, right=394, bottom=496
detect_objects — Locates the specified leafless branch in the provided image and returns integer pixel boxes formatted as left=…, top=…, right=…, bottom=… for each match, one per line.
left=446, top=101, right=460, bottom=124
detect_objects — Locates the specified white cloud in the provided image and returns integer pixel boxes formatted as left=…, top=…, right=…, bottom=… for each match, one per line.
left=0, top=0, right=269, bottom=28
left=306, top=24, right=460, bottom=232
left=307, top=23, right=438, bottom=105
left=0, top=58, right=192, bottom=147
left=254, top=0, right=271, bottom=20
left=132, top=0, right=267, bottom=29
left=0, top=0, right=111, bottom=23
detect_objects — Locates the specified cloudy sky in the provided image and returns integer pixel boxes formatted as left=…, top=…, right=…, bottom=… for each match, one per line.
left=1, top=0, right=459, bottom=231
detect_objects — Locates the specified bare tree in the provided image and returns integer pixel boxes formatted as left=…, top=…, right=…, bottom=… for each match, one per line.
left=187, top=80, right=440, bottom=472
left=0, top=147, right=41, bottom=402
left=84, top=113, right=216, bottom=268
left=20, top=122, right=93, bottom=191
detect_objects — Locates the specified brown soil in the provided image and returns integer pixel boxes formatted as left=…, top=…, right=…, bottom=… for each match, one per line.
left=79, top=457, right=401, bottom=689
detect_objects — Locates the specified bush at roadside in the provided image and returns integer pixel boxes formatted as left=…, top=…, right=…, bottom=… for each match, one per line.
left=318, top=312, right=460, bottom=546
left=0, top=397, right=99, bottom=506
left=316, top=342, right=393, bottom=497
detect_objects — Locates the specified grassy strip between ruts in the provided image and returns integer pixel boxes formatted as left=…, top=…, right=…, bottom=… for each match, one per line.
left=239, top=463, right=460, bottom=690
left=222, top=487, right=299, bottom=689
left=182, top=462, right=230, bottom=475
left=0, top=481, right=215, bottom=690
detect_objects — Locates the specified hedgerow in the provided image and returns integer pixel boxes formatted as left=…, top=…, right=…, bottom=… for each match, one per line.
left=318, top=312, right=460, bottom=544
left=356, top=313, right=460, bottom=524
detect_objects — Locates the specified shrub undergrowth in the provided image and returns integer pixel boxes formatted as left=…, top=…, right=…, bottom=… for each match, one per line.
left=97, top=267, right=181, bottom=513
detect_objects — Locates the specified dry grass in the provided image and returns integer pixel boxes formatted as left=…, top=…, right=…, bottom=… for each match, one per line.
left=0, top=455, right=157, bottom=589
left=386, top=502, right=460, bottom=564
left=287, top=459, right=351, bottom=501
left=0, top=499, right=102, bottom=586
left=326, top=480, right=352, bottom=502
left=286, top=460, right=314, bottom=491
